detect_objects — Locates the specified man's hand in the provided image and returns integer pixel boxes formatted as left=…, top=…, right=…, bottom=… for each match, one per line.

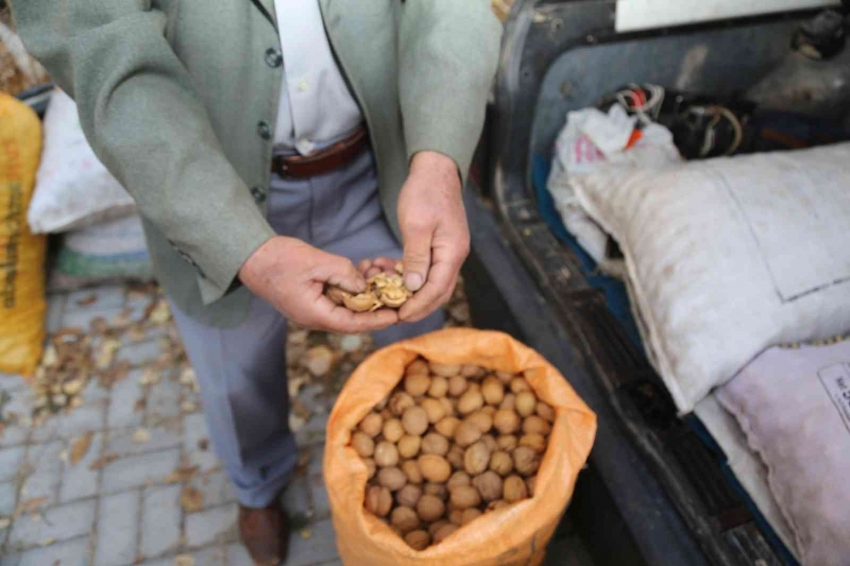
left=239, top=236, right=399, bottom=333
left=397, top=151, right=470, bottom=323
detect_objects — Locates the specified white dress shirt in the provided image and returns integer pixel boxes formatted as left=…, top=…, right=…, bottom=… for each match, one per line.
left=272, top=0, right=363, bottom=155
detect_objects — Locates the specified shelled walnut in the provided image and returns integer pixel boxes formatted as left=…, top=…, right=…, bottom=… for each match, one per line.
left=325, top=262, right=413, bottom=312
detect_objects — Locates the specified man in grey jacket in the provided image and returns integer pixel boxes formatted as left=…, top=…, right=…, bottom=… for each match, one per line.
left=13, top=0, right=501, bottom=563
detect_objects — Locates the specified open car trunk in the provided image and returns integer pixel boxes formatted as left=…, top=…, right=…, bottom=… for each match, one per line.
left=462, top=1, right=850, bottom=565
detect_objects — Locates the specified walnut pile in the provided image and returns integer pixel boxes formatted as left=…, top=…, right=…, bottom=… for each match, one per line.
left=326, top=263, right=413, bottom=312
left=350, top=359, right=555, bottom=550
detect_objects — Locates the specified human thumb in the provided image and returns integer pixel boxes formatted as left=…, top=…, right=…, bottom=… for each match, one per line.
left=402, top=227, right=433, bottom=292
left=322, top=255, right=367, bottom=295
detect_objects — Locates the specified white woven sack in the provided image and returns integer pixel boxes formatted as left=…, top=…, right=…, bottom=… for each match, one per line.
left=28, top=89, right=136, bottom=233
left=570, top=142, right=850, bottom=412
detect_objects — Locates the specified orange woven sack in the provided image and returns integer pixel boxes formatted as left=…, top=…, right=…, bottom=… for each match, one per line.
left=324, top=328, right=597, bottom=566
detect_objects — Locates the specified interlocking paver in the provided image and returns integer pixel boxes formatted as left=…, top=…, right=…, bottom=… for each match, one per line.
left=107, top=424, right=181, bottom=457
left=3, top=534, right=91, bottom=566
left=282, top=475, right=310, bottom=519
left=107, top=369, right=145, bottom=429
left=190, top=545, right=228, bottom=565
left=0, top=446, right=26, bottom=483
left=116, top=340, right=161, bottom=367
left=310, top=474, right=330, bottom=520
left=60, top=432, right=103, bottom=503
left=94, top=490, right=139, bottom=566
left=146, top=378, right=182, bottom=422
left=192, top=469, right=235, bottom=509
left=9, top=498, right=96, bottom=549
left=287, top=518, right=338, bottom=566
left=185, top=502, right=238, bottom=548
left=227, top=542, right=254, bottom=566
left=19, top=440, right=64, bottom=506
left=30, top=400, right=107, bottom=443
left=1, top=382, right=35, bottom=446
left=308, top=444, right=324, bottom=477
left=45, top=293, right=68, bottom=333
left=0, top=481, right=16, bottom=515
left=140, top=484, right=181, bottom=558
left=101, top=448, right=181, bottom=493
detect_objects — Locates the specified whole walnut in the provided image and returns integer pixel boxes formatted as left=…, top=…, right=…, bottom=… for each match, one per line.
left=404, top=530, right=431, bottom=551
left=382, top=419, right=405, bottom=443
left=428, top=376, right=449, bottom=398
left=449, top=485, right=482, bottom=509
left=390, top=392, right=415, bottom=416
left=377, top=466, right=407, bottom=491
left=416, top=494, right=446, bottom=522
left=359, top=413, right=384, bottom=437
left=433, top=523, right=459, bottom=543
left=513, top=446, right=540, bottom=477
left=352, top=432, right=375, bottom=458
left=398, top=435, right=422, bottom=459
left=463, top=441, right=491, bottom=476
left=423, top=482, right=448, bottom=501
left=365, top=485, right=393, bottom=517
left=421, top=433, right=450, bottom=456
left=503, top=474, right=528, bottom=503
left=493, top=409, right=521, bottom=435
left=461, top=508, right=483, bottom=525
left=446, top=444, right=465, bottom=469
left=401, top=460, right=423, bottom=484
left=396, top=484, right=423, bottom=508
left=454, top=421, right=483, bottom=448
left=402, top=406, right=429, bottom=436
left=472, top=471, right=503, bottom=502
left=481, top=377, right=505, bottom=406
left=435, top=417, right=461, bottom=438
left=447, top=471, right=471, bottom=492
left=404, top=373, right=431, bottom=398
left=518, top=433, right=546, bottom=453
left=390, top=506, right=420, bottom=534
left=419, top=454, right=452, bottom=483
left=374, top=441, right=400, bottom=467
left=420, top=398, right=446, bottom=424
left=489, top=451, right=514, bottom=476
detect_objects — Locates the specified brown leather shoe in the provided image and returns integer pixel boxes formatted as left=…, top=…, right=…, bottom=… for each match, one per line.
left=238, top=500, right=289, bottom=566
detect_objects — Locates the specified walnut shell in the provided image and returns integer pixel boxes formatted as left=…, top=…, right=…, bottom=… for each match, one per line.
left=509, top=377, right=531, bottom=393
left=404, top=373, right=431, bottom=398
left=421, top=433, right=450, bottom=456
left=512, top=446, right=540, bottom=477
left=325, top=285, right=349, bottom=305
left=365, top=485, right=393, bottom=517
left=404, top=529, right=431, bottom=551
left=519, top=433, right=547, bottom=453
left=433, top=523, right=459, bottom=543
left=396, top=484, right=423, bottom=508
left=343, top=291, right=380, bottom=312
left=463, top=441, right=491, bottom=476
left=454, top=421, right=483, bottom=448
left=446, top=445, right=465, bottom=469
left=359, top=413, right=384, bottom=437
left=472, top=471, right=503, bottom=502
left=497, top=435, right=518, bottom=452
left=522, top=415, right=552, bottom=436
left=418, top=454, right=452, bottom=483
left=458, top=390, right=484, bottom=415
left=401, top=460, right=423, bottom=484
left=416, top=494, right=446, bottom=522
left=389, top=392, right=415, bottom=417
left=447, top=375, right=468, bottom=397
left=402, top=406, right=429, bottom=436
left=515, top=391, right=537, bottom=418
left=352, top=432, right=375, bottom=458
left=378, top=466, right=407, bottom=491
left=466, top=411, right=493, bottom=434
left=382, top=419, right=405, bottom=443
left=493, top=409, right=521, bottom=435
left=390, top=506, right=420, bottom=534
left=435, top=417, right=461, bottom=438
left=449, top=485, right=482, bottom=509
left=447, top=471, right=471, bottom=492
left=430, top=363, right=462, bottom=378
left=489, top=451, right=514, bottom=476
left=423, top=482, right=448, bottom=501
left=420, top=398, right=446, bottom=424
left=461, top=508, right=483, bottom=525
left=537, top=402, right=556, bottom=423
left=398, top=435, right=422, bottom=459
left=374, top=441, right=400, bottom=467
left=481, top=377, right=505, bottom=406
left=428, top=376, right=449, bottom=398
left=503, top=475, right=528, bottom=503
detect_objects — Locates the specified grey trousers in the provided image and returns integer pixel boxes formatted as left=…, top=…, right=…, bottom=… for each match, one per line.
left=170, top=149, right=444, bottom=507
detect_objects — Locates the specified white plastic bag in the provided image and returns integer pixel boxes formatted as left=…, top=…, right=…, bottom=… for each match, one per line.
left=546, top=106, right=681, bottom=265
left=28, top=89, right=136, bottom=234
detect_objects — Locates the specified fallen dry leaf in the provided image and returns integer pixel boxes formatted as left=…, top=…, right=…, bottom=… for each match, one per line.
left=288, top=375, right=307, bottom=399
left=179, top=486, right=205, bottom=513
left=89, top=453, right=120, bottom=471
left=70, top=432, right=94, bottom=466
left=76, top=294, right=98, bottom=307
left=304, top=345, right=334, bottom=377
left=174, top=555, right=195, bottom=566
left=180, top=401, right=198, bottom=414
left=128, top=324, right=148, bottom=342
left=300, top=528, right=312, bottom=540
left=164, top=464, right=199, bottom=484
left=96, top=339, right=122, bottom=370
left=132, top=428, right=151, bottom=443
left=13, top=497, right=48, bottom=519
left=61, top=377, right=85, bottom=396
left=111, top=308, right=132, bottom=328
left=41, top=537, right=56, bottom=547
left=148, top=299, right=172, bottom=324
left=139, top=368, right=161, bottom=386
left=0, top=517, right=10, bottom=530
left=41, top=345, right=58, bottom=368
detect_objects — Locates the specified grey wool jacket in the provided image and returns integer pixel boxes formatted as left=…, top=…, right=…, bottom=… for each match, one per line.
left=12, top=0, right=502, bottom=326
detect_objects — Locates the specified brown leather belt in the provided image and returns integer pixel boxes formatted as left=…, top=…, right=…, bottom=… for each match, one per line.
left=271, top=126, right=369, bottom=178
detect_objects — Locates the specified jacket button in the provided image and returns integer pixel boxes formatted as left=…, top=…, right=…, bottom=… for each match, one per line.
left=257, top=120, right=272, bottom=140
left=264, top=48, right=283, bottom=68
left=250, top=186, right=267, bottom=204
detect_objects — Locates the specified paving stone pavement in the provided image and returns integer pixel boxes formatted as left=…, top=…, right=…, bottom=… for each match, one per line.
left=0, top=285, right=344, bottom=566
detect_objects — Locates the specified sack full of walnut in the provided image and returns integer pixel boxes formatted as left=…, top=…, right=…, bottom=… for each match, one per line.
left=324, top=328, right=597, bottom=566
left=0, top=93, right=46, bottom=376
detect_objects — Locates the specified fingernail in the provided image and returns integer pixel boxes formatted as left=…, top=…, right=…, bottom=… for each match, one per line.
left=405, top=273, right=424, bottom=292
